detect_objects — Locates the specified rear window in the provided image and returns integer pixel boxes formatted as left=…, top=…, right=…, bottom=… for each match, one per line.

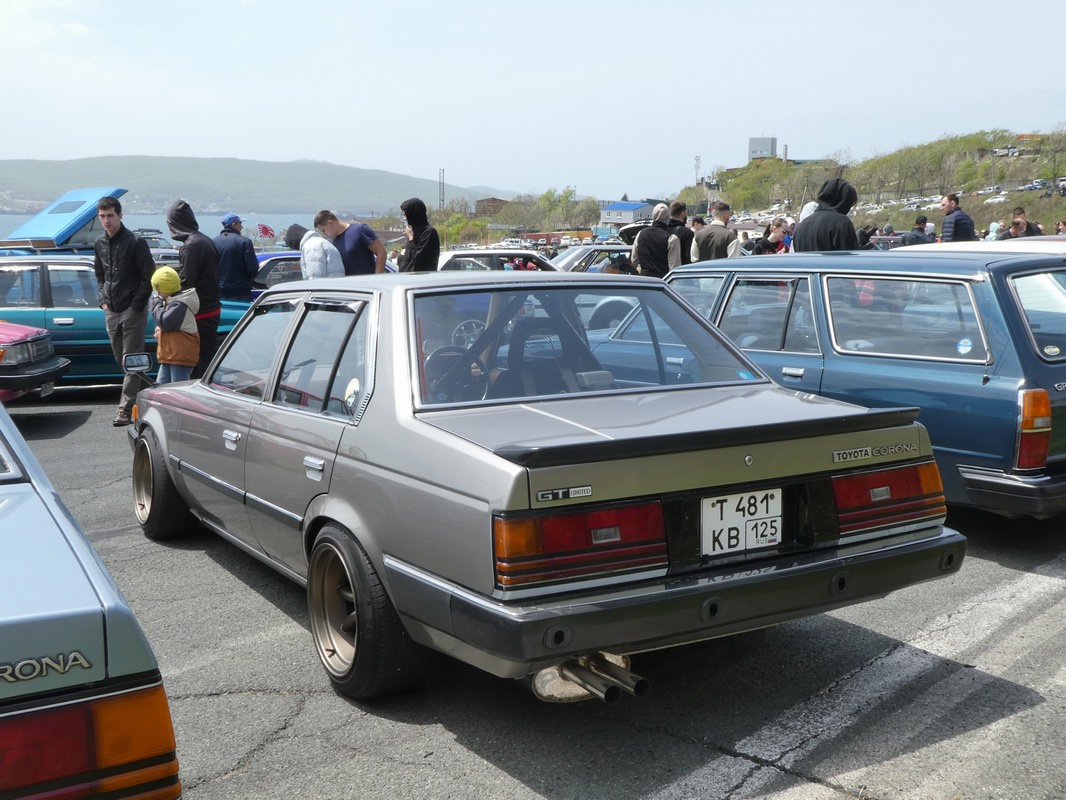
left=825, top=276, right=986, bottom=362
left=412, top=284, right=760, bottom=406
left=1011, top=270, right=1066, bottom=361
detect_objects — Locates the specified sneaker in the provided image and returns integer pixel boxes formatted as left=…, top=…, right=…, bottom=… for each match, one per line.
left=112, top=410, right=132, bottom=427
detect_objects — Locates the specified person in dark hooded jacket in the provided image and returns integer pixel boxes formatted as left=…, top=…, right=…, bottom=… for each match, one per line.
left=397, top=198, right=440, bottom=272
left=167, top=199, right=221, bottom=378
left=791, top=178, right=860, bottom=252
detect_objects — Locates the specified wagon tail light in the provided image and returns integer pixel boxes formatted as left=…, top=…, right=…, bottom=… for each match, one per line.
left=832, top=460, right=947, bottom=536
left=0, top=684, right=181, bottom=798
left=1017, top=389, right=1051, bottom=470
left=494, top=501, right=668, bottom=588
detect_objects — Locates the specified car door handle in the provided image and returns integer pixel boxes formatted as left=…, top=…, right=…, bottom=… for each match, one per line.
left=303, top=456, right=325, bottom=472
left=222, top=430, right=241, bottom=450
left=781, top=367, right=805, bottom=378
left=52, top=317, right=75, bottom=325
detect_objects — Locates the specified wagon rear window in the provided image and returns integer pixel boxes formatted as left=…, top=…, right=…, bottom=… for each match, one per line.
left=1011, top=270, right=1066, bottom=361
left=826, top=276, right=986, bottom=362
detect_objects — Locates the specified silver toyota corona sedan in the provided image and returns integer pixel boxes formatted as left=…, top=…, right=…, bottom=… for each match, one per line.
left=127, top=272, right=966, bottom=703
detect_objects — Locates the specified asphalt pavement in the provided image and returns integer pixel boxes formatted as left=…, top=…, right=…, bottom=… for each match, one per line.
left=9, top=387, right=1066, bottom=800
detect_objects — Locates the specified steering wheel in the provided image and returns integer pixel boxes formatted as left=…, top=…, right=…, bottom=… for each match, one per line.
left=424, top=346, right=488, bottom=402
left=452, top=319, right=487, bottom=348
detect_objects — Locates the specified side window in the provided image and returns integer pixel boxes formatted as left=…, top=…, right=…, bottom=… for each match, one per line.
left=325, top=309, right=370, bottom=418
left=209, top=300, right=299, bottom=398
left=716, top=278, right=799, bottom=351
left=275, top=303, right=360, bottom=412
left=782, top=280, right=818, bottom=353
left=0, top=266, right=41, bottom=307
left=827, top=277, right=985, bottom=361
left=49, top=267, right=97, bottom=307
left=669, top=275, right=725, bottom=322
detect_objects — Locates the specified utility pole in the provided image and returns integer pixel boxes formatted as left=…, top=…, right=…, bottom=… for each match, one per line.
left=439, top=169, right=445, bottom=210
left=694, top=155, right=701, bottom=186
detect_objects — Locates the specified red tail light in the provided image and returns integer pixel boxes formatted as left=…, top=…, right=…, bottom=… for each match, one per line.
left=0, top=684, right=181, bottom=798
left=1017, top=389, right=1051, bottom=470
left=494, top=501, right=667, bottom=588
left=833, top=460, right=946, bottom=536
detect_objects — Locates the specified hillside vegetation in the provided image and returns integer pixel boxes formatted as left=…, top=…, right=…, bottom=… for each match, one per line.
left=0, top=156, right=506, bottom=215
left=711, top=128, right=1066, bottom=231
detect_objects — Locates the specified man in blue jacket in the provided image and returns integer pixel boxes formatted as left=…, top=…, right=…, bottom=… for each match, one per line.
left=939, top=194, right=975, bottom=241
left=213, top=213, right=259, bottom=301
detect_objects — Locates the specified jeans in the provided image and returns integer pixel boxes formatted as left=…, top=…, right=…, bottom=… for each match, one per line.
left=156, top=363, right=192, bottom=384
left=105, top=305, right=147, bottom=413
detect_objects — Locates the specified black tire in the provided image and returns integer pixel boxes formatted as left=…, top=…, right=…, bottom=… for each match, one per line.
left=132, top=427, right=196, bottom=541
left=307, top=524, right=428, bottom=700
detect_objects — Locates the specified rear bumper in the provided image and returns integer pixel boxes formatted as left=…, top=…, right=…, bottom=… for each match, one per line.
left=385, top=528, right=966, bottom=679
left=959, top=465, right=1066, bottom=519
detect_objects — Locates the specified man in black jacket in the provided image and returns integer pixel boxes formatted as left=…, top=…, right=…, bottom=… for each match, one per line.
left=93, top=196, right=154, bottom=426
left=397, top=198, right=440, bottom=272
left=791, top=178, right=860, bottom=251
left=213, top=214, right=259, bottom=300
left=167, top=200, right=221, bottom=378
left=900, top=215, right=934, bottom=246
left=667, top=200, right=694, bottom=265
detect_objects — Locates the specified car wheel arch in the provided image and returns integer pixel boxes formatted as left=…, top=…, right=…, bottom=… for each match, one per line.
left=302, top=496, right=384, bottom=574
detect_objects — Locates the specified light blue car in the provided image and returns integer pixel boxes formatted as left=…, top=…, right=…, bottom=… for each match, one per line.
left=0, top=403, right=181, bottom=796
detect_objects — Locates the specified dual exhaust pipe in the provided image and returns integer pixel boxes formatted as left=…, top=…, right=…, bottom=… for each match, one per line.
left=531, top=653, right=650, bottom=704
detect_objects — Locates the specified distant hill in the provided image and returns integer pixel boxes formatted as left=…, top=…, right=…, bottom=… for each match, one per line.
left=0, top=156, right=515, bottom=215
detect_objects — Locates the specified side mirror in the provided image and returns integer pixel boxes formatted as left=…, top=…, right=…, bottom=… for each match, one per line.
left=123, top=352, right=152, bottom=373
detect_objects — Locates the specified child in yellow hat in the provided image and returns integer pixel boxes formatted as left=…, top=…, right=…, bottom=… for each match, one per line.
left=149, top=266, right=200, bottom=383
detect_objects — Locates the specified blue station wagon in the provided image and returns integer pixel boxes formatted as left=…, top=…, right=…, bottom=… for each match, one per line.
left=664, top=250, right=1066, bottom=519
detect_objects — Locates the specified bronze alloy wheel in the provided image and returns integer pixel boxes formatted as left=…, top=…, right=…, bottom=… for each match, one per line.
left=130, top=427, right=194, bottom=541
left=307, top=524, right=429, bottom=699
left=132, top=435, right=154, bottom=526
left=307, top=537, right=358, bottom=680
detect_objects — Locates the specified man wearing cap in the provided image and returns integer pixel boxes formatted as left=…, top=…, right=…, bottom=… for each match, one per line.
left=213, top=213, right=259, bottom=302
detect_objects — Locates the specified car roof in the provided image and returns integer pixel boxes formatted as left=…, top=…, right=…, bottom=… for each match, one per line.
left=668, top=249, right=1066, bottom=278
left=0, top=253, right=95, bottom=266
left=0, top=187, right=126, bottom=248
left=904, top=236, right=1066, bottom=255
left=258, top=269, right=662, bottom=298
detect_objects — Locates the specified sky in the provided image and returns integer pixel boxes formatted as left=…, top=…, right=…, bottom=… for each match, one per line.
left=3, top=0, right=1064, bottom=202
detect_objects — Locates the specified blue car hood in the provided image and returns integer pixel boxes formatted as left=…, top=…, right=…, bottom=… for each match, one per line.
left=0, top=187, right=127, bottom=248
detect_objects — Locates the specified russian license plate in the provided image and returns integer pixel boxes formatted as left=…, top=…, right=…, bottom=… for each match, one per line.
left=38, top=382, right=54, bottom=398
left=701, top=489, right=782, bottom=556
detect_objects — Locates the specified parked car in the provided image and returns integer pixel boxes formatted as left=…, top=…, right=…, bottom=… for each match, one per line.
left=0, top=255, right=249, bottom=383
left=0, top=403, right=181, bottom=798
left=554, top=243, right=632, bottom=273
left=437, top=249, right=558, bottom=271
left=984, top=195, right=1007, bottom=204
left=0, top=319, right=70, bottom=402
left=127, top=272, right=964, bottom=704
left=253, top=250, right=302, bottom=294
left=666, top=249, right=1066, bottom=519
left=253, top=251, right=401, bottom=297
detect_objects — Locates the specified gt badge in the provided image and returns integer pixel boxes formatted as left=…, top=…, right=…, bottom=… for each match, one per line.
left=537, top=485, right=593, bottom=502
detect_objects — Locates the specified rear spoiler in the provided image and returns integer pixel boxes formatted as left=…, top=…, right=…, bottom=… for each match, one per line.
left=494, top=406, right=921, bottom=468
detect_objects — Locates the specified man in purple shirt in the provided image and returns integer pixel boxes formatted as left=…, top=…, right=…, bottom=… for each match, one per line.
left=314, top=210, right=387, bottom=275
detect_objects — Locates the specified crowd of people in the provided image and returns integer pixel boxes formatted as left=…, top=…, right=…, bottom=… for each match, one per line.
left=93, top=195, right=440, bottom=426
left=626, top=179, right=1062, bottom=278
